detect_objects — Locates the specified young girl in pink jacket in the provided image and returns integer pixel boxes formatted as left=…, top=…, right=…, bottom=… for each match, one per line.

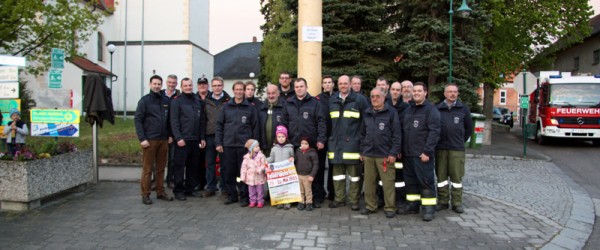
left=240, top=139, right=267, bottom=208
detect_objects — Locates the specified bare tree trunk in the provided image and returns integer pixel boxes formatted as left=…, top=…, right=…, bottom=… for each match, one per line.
left=482, top=82, right=494, bottom=145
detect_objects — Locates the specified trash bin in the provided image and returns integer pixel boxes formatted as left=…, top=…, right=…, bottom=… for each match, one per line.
left=465, top=113, right=486, bottom=149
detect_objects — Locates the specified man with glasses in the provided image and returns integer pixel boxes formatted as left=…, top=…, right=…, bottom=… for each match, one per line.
left=203, top=77, right=231, bottom=198
left=278, top=71, right=295, bottom=101
left=360, top=87, right=402, bottom=218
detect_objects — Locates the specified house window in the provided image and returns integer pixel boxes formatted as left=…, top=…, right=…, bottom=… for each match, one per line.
left=499, top=90, right=507, bottom=105
left=594, top=50, right=599, bottom=65
left=574, top=56, right=579, bottom=70
left=97, top=32, right=104, bottom=62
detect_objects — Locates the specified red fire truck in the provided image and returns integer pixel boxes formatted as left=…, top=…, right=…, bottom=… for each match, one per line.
left=528, top=71, right=600, bottom=146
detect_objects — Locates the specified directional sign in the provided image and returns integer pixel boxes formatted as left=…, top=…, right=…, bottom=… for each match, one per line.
left=30, top=109, right=80, bottom=124
left=31, top=123, right=80, bottom=137
left=48, top=69, right=63, bottom=88
left=513, top=71, right=537, bottom=95
left=0, top=66, right=18, bottom=82
left=51, top=48, right=65, bottom=69
left=0, top=82, right=19, bottom=98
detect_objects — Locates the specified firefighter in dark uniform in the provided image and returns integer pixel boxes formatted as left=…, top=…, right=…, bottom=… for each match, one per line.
left=281, top=78, right=326, bottom=206
left=170, top=77, right=207, bottom=201
left=360, top=87, right=402, bottom=218
left=314, top=75, right=336, bottom=207
left=216, top=81, right=260, bottom=207
left=385, top=82, right=410, bottom=207
left=435, top=83, right=473, bottom=214
left=397, top=82, right=441, bottom=221
left=328, top=75, right=370, bottom=211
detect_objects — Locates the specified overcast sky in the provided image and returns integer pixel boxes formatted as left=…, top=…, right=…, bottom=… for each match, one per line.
left=208, top=0, right=600, bottom=55
left=209, top=0, right=263, bottom=55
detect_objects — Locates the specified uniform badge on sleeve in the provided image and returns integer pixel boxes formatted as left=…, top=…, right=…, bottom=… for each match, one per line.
left=379, top=123, right=385, bottom=130
left=454, top=117, right=460, bottom=124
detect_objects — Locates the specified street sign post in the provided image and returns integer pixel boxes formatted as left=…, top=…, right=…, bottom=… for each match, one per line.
left=48, top=69, right=62, bottom=88
left=513, top=70, right=538, bottom=158
left=51, top=48, right=65, bottom=69
left=513, top=71, right=537, bottom=95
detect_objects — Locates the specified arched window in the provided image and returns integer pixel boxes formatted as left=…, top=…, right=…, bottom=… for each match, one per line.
left=97, top=32, right=104, bottom=62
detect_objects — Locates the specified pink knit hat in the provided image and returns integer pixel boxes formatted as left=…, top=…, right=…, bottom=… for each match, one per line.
left=275, top=125, right=288, bottom=138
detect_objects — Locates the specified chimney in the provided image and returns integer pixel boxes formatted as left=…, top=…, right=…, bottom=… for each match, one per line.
left=252, top=36, right=257, bottom=43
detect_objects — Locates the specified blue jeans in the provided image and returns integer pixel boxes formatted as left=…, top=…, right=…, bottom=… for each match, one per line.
left=205, top=135, right=222, bottom=192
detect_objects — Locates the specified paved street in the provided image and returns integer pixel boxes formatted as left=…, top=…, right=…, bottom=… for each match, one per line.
left=0, top=127, right=595, bottom=249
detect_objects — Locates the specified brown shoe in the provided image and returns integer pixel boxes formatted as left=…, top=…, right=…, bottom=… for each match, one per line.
left=157, top=193, right=174, bottom=201
left=202, top=190, right=216, bottom=198
left=142, top=196, right=152, bottom=205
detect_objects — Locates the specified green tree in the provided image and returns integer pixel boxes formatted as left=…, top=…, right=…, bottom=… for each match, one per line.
left=0, top=0, right=106, bottom=75
left=478, top=0, right=591, bottom=144
left=321, top=0, right=396, bottom=90
left=384, top=0, right=482, bottom=107
left=259, top=0, right=297, bottom=89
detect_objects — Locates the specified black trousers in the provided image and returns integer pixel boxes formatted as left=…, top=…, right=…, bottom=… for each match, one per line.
left=403, top=156, right=437, bottom=204
left=222, top=146, right=249, bottom=202
left=198, top=146, right=207, bottom=191
left=313, top=147, right=328, bottom=203
left=173, top=140, right=200, bottom=194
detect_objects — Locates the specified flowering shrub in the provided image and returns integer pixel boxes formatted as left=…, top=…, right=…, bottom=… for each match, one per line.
left=0, top=146, right=36, bottom=161
left=1, top=141, right=77, bottom=161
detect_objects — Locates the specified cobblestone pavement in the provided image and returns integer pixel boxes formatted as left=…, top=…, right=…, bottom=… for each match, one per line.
left=465, top=157, right=571, bottom=225
left=1, top=179, right=560, bottom=249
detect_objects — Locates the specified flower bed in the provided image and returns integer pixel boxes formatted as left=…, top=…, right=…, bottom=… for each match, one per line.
left=0, top=150, right=93, bottom=211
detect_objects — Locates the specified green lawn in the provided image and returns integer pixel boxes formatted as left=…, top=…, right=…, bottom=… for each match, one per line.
left=27, top=116, right=141, bottom=165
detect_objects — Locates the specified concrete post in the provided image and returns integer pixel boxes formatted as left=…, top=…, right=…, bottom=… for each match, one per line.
left=297, top=0, right=322, bottom=96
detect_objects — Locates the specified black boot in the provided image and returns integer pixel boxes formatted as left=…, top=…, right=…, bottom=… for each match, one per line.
left=396, top=201, right=420, bottom=214
left=422, top=205, right=435, bottom=221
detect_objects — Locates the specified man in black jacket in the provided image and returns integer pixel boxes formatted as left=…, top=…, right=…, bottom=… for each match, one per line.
left=315, top=75, right=335, bottom=207
left=170, top=78, right=207, bottom=201
left=281, top=78, right=327, bottom=150
left=435, top=83, right=473, bottom=214
left=216, top=81, right=260, bottom=207
left=134, top=75, right=173, bottom=204
left=398, top=82, right=441, bottom=221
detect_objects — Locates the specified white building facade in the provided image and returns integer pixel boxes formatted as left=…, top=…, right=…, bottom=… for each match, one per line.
left=28, top=0, right=213, bottom=113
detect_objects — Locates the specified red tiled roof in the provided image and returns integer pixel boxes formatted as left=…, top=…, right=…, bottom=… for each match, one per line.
left=72, top=56, right=113, bottom=76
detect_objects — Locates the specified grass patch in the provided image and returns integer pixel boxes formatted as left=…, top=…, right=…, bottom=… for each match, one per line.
left=27, top=116, right=141, bottom=165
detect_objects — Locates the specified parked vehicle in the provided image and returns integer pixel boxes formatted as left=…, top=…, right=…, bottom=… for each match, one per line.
left=492, top=107, right=502, bottom=121
left=501, top=111, right=514, bottom=128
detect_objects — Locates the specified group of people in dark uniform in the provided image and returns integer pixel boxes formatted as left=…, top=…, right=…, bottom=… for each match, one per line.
left=135, top=72, right=473, bottom=222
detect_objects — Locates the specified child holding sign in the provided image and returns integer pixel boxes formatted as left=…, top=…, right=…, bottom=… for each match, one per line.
left=240, top=139, right=267, bottom=208
left=267, top=125, right=294, bottom=209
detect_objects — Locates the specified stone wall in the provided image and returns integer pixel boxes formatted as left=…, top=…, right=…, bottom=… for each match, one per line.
left=0, top=150, right=92, bottom=204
